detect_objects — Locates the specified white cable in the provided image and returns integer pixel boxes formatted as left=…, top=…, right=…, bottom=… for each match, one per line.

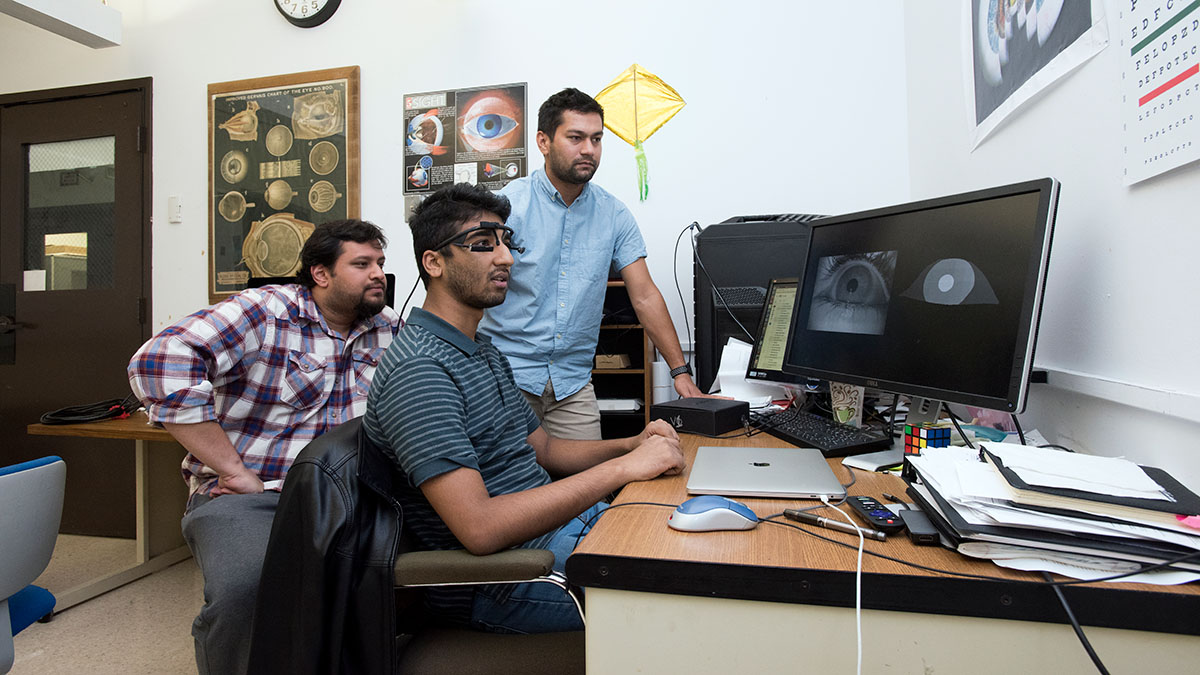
left=823, top=496, right=863, bottom=675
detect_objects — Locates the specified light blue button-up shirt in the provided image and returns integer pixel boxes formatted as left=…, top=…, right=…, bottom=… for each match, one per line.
left=478, top=169, right=646, bottom=401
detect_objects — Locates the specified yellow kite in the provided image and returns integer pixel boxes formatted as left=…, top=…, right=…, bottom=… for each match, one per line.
left=595, top=63, right=685, bottom=201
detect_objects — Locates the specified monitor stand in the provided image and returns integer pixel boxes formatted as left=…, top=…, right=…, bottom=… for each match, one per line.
left=907, top=397, right=942, bottom=426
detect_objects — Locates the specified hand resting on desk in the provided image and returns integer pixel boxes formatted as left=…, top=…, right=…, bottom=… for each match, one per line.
left=621, top=431, right=686, bottom=480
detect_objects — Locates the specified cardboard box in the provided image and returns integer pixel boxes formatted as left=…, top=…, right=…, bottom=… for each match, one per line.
left=595, top=354, right=632, bottom=369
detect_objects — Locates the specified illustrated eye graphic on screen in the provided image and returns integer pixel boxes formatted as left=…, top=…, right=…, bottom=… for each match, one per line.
left=458, top=90, right=522, bottom=153
left=807, top=251, right=898, bottom=336
left=900, top=258, right=998, bottom=305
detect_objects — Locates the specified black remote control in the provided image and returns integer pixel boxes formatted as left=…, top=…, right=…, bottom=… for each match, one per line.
left=846, top=496, right=906, bottom=534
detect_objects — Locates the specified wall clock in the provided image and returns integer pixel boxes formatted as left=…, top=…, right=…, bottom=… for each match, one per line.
left=274, top=0, right=341, bottom=28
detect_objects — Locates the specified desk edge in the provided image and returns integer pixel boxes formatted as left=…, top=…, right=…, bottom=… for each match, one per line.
left=565, top=552, right=1200, bottom=636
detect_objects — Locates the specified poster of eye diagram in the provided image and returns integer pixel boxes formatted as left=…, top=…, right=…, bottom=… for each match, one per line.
left=402, top=83, right=527, bottom=214
left=968, top=0, right=1108, bottom=147
left=1119, top=1, right=1200, bottom=185
left=208, top=67, right=359, bottom=303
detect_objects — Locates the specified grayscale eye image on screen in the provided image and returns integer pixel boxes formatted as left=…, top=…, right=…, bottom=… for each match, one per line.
left=807, top=251, right=898, bottom=336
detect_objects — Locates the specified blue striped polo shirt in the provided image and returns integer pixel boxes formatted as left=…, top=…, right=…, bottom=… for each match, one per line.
left=363, top=307, right=552, bottom=616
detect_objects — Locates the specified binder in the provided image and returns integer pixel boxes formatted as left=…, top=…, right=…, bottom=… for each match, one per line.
left=905, top=480, right=1200, bottom=573
left=981, top=448, right=1200, bottom=528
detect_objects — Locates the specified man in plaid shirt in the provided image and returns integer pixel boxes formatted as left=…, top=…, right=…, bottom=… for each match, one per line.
left=128, top=219, right=400, bottom=675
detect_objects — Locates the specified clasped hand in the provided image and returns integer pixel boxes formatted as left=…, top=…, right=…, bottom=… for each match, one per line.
left=626, top=419, right=686, bottom=478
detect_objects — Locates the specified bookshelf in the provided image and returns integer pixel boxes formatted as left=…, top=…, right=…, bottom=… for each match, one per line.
left=594, top=280, right=653, bottom=439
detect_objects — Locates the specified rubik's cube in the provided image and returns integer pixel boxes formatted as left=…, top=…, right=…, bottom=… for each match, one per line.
left=904, top=423, right=951, bottom=455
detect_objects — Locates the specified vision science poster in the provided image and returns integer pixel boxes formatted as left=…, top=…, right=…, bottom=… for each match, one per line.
left=1119, top=1, right=1200, bottom=184
left=969, top=0, right=1108, bottom=147
left=402, top=83, right=527, bottom=215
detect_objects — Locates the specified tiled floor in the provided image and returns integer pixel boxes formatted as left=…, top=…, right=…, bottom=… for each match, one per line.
left=11, top=535, right=201, bottom=674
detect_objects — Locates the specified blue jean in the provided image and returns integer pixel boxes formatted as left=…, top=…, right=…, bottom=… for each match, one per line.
left=470, top=501, right=606, bottom=634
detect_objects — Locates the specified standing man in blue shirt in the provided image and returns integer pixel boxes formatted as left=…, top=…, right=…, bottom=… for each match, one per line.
left=479, top=87, right=704, bottom=440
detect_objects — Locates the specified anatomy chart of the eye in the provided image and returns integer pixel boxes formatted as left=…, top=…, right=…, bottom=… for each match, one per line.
left=968, top=0, right=1107, bottom=147
left=402, top=83, right=527, bottom=213
left=208, top=67, right=360, bottom=303
left=1118, top=1, right=1200, bottom=184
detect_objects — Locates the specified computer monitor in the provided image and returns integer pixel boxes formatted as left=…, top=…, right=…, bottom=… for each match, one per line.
left=780, top=178, right=1059, bottom=419
left=745, top=278, right=806, bottom=385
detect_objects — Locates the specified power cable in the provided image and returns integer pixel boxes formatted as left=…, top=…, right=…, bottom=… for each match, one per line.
left=39, top=393, right=140, bottom=425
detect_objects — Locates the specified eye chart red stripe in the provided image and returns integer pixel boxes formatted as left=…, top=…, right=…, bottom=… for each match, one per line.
left=1138, top=63, right=1200, bottom=107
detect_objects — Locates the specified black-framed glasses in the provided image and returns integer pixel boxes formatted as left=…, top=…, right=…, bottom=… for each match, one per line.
left=430, top=221, right=524, bottom=254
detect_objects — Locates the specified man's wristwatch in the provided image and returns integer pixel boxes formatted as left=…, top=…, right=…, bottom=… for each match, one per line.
left=668, top=363, right=693, bottom=379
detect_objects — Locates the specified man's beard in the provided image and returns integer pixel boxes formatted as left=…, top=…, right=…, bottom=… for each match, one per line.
left=549, top=154, right=596, bottom=185
left=447, top=270, right=506, bottom=310
left=354, top=293, right=387, bottom=321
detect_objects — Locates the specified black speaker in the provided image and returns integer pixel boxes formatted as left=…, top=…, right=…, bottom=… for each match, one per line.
left=693, top=214, right=822, bottom=393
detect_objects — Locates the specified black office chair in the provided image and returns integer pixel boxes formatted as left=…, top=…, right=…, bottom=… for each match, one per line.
left=249, top=418, right=584, bottom=674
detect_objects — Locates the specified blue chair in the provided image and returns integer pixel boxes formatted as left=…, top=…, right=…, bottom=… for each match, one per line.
left=1, top=456, right=65, bottom=674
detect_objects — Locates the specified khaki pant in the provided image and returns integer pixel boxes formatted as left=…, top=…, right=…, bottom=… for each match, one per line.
left=522, top=380, right=602, bottom=440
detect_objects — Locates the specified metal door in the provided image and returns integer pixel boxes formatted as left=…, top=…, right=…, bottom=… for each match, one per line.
left=0, top=80, right=152, bottom=537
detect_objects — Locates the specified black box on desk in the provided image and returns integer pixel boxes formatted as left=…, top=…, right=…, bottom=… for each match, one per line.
left=650, top=398, right=749, bottom=436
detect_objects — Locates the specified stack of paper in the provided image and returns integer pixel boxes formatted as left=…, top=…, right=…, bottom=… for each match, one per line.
left=713, top=338, right=788, bottom=407
left=596, top=398, right=643, bottom=412
left=904, top=443, right=1200, bottom=583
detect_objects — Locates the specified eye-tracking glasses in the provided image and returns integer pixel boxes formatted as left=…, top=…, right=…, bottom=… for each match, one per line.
left=430, top=221, right=525, bottom=254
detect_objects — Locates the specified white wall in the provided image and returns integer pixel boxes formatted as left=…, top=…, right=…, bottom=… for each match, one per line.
left=0, top=0, right=911, bottom=342
left=903, top=3, right=1200, bottom=486
left=9, top=2, right=1193, bottom=485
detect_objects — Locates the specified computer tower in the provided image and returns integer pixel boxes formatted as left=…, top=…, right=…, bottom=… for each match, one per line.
left=693, top=214, right=821, bottom=393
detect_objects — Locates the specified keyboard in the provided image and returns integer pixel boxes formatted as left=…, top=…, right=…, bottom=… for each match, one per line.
left=754, top=407, right=893, bottom=457
left=713, top=286, right=767, bottom=308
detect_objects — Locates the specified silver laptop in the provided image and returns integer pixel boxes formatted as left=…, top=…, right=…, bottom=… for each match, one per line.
left=687, top=446, right=847, bottom=499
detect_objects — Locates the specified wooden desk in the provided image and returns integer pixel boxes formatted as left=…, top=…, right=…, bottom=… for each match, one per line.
left=567, top=434, right=1200, bottom=673
left=27, top=412, right=191, bottom=611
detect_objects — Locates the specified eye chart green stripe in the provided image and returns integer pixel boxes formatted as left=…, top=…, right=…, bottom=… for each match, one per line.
left=1131, top=0, right=1200, bottom=55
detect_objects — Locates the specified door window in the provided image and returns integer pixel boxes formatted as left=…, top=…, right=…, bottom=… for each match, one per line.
left=24, top=137, right=115, bottom=291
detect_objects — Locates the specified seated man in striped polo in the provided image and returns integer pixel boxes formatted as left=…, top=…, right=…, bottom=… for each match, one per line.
left=363, top=182, right=686, bottom=633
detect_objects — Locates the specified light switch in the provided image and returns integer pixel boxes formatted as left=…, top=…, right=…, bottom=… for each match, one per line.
left=168, top=195, right=182, bottom=223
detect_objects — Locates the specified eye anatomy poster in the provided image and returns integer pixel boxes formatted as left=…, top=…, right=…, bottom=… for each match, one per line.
left=402, top=83, right=527, bottom=216
left=208, top=67, right=360, bottom=303
left=1119, top=1, right=1200, bottom=185
left=968, top=0, right=1108, bottom=147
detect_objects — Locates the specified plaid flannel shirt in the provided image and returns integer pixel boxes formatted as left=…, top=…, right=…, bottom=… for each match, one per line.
left=128, top=284, right=400, bottom=497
